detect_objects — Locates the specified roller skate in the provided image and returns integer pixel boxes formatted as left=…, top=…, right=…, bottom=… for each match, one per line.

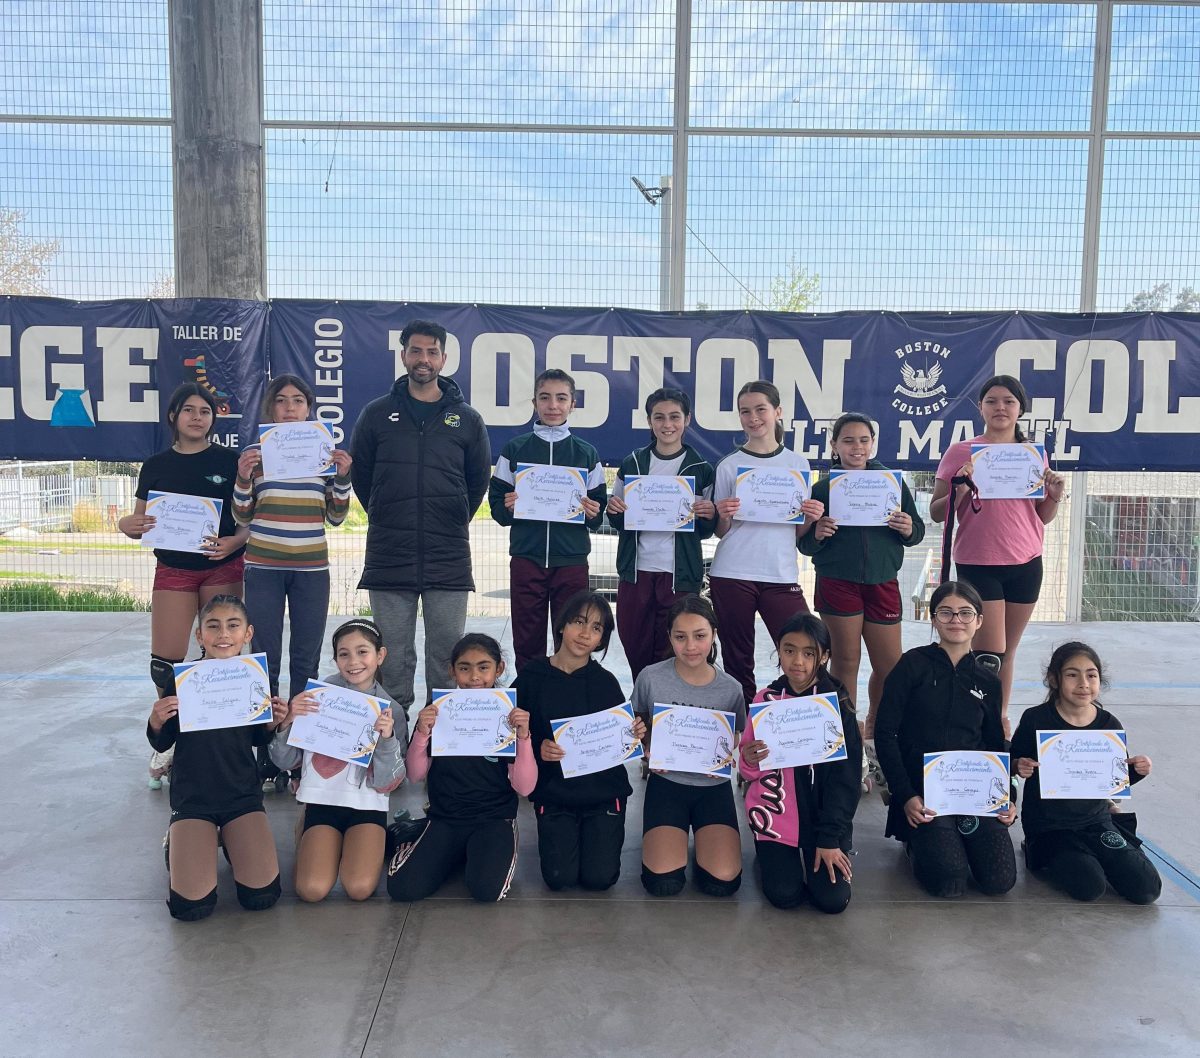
left=863, top=739, right=890, bottom=805
left=148, top=747, right=174, bottom=790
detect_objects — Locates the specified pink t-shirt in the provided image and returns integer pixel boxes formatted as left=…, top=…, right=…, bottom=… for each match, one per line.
left=936, top=437, right=1045, bottom=565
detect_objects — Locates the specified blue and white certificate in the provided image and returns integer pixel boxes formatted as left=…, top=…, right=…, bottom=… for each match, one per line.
left=286, top=679, right=386, bottom=768
left=258, top=421, right=335, bottom=480
left=749, top=693, right=848, bottom=769
left=551, top=702, right=644, bottom=778
left=174, top=653, right=272, bottom=733
left=648, top=704, right=737, bottom=778
left=623, top=475, right=695, bottom=532
left=430, top=687, right=518, bottom=758
left=970, top=443, right=1046, bottom=499
left=513, top=463, right=587, bottom=524
left=827, top=469, right=904, bottom=527
left=733, top=466, right=811, bottom=524
left=141, top=491, right=222, bottom=554
left=922, top=750, right=1011, bottom=816
left=1036, top=729, right=1131, bottom=800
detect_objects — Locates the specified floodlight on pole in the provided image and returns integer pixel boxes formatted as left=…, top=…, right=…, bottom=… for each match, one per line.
left=632, top=175, right=671, bottom=311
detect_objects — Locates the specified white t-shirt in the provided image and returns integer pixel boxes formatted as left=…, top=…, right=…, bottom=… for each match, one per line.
left=614, top=448, right=690, bottom=574
left=708, top=446, right=812, bottom=584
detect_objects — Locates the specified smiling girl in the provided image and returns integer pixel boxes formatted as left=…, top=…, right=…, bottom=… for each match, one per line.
left=517, top=592, right=645, bottom=891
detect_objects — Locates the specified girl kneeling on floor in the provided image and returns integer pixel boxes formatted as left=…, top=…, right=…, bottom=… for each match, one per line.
left=740, top=614, right=862, bottom=913
left=634, top=596, right=747, bottom=898
left=147, top=595, right=286, bottom=921
left=270, top=619, right=406, bottom=902
left=873, top=580, right=1018, bottom=899
left=1011, top=642, right=1160, bottom=904
left=387, top=633, right=535, bottom=903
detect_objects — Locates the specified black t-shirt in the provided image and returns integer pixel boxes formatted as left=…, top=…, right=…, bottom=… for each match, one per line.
left=147, top=715, right=270, bottom=817
left=426, top=754, right=517, bottom=821
left=135, top=444, right=244, bottom=570
left=404, top=389, right=442, bottom=428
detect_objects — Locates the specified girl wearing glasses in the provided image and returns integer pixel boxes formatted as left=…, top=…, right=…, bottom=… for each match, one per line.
left=873, top=580, right=1017, bottom=899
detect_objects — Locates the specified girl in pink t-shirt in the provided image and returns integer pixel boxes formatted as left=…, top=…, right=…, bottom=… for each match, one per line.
left=931, top=374, right=1065, bottom=736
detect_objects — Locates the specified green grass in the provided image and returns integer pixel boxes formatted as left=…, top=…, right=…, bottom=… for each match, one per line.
left=0, top=570, right=53, bottom=580
left=0, top=581, right=148, bottom=612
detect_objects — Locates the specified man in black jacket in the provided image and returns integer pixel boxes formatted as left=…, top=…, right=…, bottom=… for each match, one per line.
left=349, top=320, right=491, bottom=716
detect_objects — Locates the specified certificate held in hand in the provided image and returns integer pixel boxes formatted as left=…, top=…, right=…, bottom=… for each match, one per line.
left=258, top=421, right=336, bottom=480
left=141, top=491, right=222, bottom=554
left=1036, top=729, right=1131, bottom=800
left=287, top=679, right=387, bottom=768
left=970, top=443, right=1046, bottom=499
left=551, top=703, right=644, bottom=778
left=649, top=704, right=737, bottom=778
left=827, top=469, right=903, bottom=527
left=749, top=693, right=848, bottom=769
left=430, top=688, right=518, bottom=758
left=513, top=463, right=587, bottom=524
left=174, top=653, right=273, bottom=733
left=623, top=475, right=695, bottom=532
left=922, top=750, right=1011, bottom=816
left=733, top=466, right=811, bottom=524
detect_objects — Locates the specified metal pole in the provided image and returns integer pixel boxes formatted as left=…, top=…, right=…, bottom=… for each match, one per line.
left=668, top=0, right=691, bottom=311
left=658, top=176, right=672, bottom=312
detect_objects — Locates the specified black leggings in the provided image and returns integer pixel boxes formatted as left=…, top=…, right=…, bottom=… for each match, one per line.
left=535, top=800, right=626, bottom=892
left=386, top=817, right=518, bottom=903
left=1029, top=826, right=1161, bottom=904
left=755, top=840, right=851, bottom=914
left=907, top=815, right=1016, bottom=898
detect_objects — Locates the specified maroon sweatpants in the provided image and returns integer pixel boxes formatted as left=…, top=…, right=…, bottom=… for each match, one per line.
left=709, top=576, right=810, bottom=704
left=510, top=557, right=590, bottom=672
left=616, top=572, right=693, bottom=684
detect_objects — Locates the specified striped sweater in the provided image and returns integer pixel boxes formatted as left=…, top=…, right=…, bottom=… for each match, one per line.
left=232, top=450, right=352, bottom=571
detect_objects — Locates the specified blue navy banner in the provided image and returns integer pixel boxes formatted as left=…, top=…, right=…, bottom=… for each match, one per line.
left=1, top=297, right=1196, bottom=470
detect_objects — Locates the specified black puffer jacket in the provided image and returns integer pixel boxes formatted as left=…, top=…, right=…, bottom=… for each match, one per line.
left=349, top=376, right=491, bottom=592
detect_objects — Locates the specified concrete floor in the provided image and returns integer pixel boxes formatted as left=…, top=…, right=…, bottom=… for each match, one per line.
left=1, top=613, right=1198, bottom=1058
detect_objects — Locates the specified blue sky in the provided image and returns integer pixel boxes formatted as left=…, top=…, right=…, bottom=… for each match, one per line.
left=0, top=1, right=1196, bottom=309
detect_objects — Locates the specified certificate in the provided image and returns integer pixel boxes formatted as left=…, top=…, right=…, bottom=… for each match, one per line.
left=430, top=687, right=518, bottom=758
left=286, top=679, right=387, bottom=768
left=922, top=751, right=1011, bottom=816
left=733, top=466, right=811, bottom=524
left=970, top=443, right=1046, bottom=499
left=513, top=463, right=587, bottom=524
left=141, top=491, right=222, bottom=554
left=258, top=420, right=335, bottom=480
left=827, top=469, right=904, bottom=527
left=174, top=653, right=272, bottom=733
left=648, top=704, right=737, bottom=778
left=748, top=693, right=848, bottom=769
left=1036, top=729, right=1131, bottom=800
left=622, top=475, right=695, bottom=532
left=551, top=702, right=644, bottom=778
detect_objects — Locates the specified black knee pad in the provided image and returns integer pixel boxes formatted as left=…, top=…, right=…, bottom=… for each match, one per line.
left=641, top=865, right=686, bottom=898
left=693, top=863, right=742, bottom=898
left=167, top=887, right=217, bottom=922
left=236, top=875, right=281, bottom=911
left=975, top=651, right=1005, bottom=677
left=151, top=654, right=181, bottom=696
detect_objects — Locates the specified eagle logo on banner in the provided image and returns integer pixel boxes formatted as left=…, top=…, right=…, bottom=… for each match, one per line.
left=896, top=360, right=946, bottom=400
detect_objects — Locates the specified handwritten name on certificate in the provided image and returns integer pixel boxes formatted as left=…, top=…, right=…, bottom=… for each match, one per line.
left=174, top=653, right=272, bottom=733
left=258, top=421, right=335, bottom=480
left=513, top=463, right=587, bottom=524
left=749, top=693, right=848, bottom=769
left=828, top=469, right=904, bottom=527
left=649, top=704, right=737, bottom=778
left=287, top=679, right=386, bottom=768
left=430, top=687, right=518, bottom=758
left=141, top=491, right=222, bottom=554
left=551, top=703, right=644, bottom=779
left=922, top=751, right=1011, bottom=816
left=623, top=475, right=695, bottom=532
left=733, top=466, right=811, bottom=524
left=1037, top=729, right=1131, bottom=800
left=970, top=443, right=1046, bottom=499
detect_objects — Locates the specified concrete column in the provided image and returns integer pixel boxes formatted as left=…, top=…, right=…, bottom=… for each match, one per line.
left=169, top=0, right=265, bottom=299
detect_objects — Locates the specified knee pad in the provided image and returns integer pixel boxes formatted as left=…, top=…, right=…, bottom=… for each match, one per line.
left=693, top=863, right=742, bottom=899
left=236, top=875, right=282, bottom=912
left=151, top=654, right=181, bottom=697
left=641, top=865, right=686, bottom=898
left=975, top=651, right=1005, bottom=677
left=167, top=887, right=217, bottom=922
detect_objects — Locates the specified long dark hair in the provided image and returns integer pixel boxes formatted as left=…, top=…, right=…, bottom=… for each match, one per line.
left=261, top=373, right=315, bottom=422
left=332, top=618, right=384, bottom=652
left=552, top=591, right=615, bottom=656
left=829, top=412, right=875, bottom=466
left=165, top=382, right=218, bottom=441
left=774, top=613, right=832, bottom=678
left=977, top=374, right=1029, bottom=442
left=737, top=379, right=785, bottom=445
left=450, top=632, right=505, bottom=669
left=667, top=595, right=720, bottom=665
left=1043, top=641, right=1107, bottom=705
left=929, top=579, right=985, bottom=618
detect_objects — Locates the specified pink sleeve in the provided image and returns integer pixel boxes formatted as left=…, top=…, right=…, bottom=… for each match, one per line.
left=406, top=728, right=431, bottom=782
left=508, top=736, right=537, bottom=797
left=935, top=440, right=973, bottom=483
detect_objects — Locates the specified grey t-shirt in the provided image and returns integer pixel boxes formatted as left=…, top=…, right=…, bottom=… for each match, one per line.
left=632, top=658, right=746, bottom=787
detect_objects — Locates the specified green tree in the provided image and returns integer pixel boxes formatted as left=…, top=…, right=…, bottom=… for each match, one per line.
left=0, top=207, right=59, bottom=295
left=751, top=255, right=821, bottom=312
left=1124, top=283, right=1199, bottom=312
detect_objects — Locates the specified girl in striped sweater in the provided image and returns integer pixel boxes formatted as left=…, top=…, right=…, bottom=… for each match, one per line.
left=233, top=374, right=353, bottom=789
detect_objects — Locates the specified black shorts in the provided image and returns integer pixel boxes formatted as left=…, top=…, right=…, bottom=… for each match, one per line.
left=302, top=803, right=389, bottom=834
left=642, top=774, right=738, bottom=834
left=954, top=556, right=1043, bottom=605
left=170, top=803, right=263, bottom=828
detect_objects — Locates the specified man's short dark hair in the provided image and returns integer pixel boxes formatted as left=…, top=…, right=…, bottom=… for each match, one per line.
left=400, top=319, right=447, bottom=350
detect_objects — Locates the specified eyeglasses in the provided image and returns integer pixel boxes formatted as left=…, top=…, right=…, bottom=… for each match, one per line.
left=933, top=608, right=979, bottom=623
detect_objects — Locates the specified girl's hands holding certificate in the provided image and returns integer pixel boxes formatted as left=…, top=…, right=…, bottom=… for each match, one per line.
left=1128, top=755, right=1152, bottom=777
left=149, top=695, right=180, bottom=732
left=331, top=448, right=352, bottom=478
left=887, top=509, right=913, bottom=538
left=1043, top=469, right=1066, bottom=502
left=996, top=802, right=1018, bottom=826
left=203, top=534, right=243, bottom=562
left=374, top=707, right=394, bottom=740
left=716, top=497, right=741, bottom=518
left=741, top=738, right=770, bottom=767
left=288, top=690, right=320, bottom=721
left=905, top=795, right=936, bottom=827
left=415, top=702, right=439, bottom=737
left=799, top=498, right=825, bottom=522
left=508, top=707, right=531, bottom=741
left=540, top=738, right=565, bottom=762
left=236, top=447, right=261, bottom=480
left=692, top=497, right=716, bottom=520
left=578, top=496, right=601, bottom=519
left=813, top=515, right=838, bottom=541
left=814, top=847, right=853, bottom=883
left=1014, top=756, right=1038, bottom=779
left=606, top=495, right=627, bottom=515
left=269, top=696, right=290, bottom=729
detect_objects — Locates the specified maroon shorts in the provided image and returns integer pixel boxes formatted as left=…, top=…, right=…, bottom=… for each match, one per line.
left=814, top=575, right=901, bottom=624
left=153, top=555, right=246, bottom=593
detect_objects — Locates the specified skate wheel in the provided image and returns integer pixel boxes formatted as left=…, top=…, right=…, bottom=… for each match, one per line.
left=274, top=773, right=289, bottom=792
left=148, top=776, right=163, bottom=790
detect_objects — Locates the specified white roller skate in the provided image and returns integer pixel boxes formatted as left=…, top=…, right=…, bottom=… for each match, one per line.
left=148, top=746, right=174, bottom=790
